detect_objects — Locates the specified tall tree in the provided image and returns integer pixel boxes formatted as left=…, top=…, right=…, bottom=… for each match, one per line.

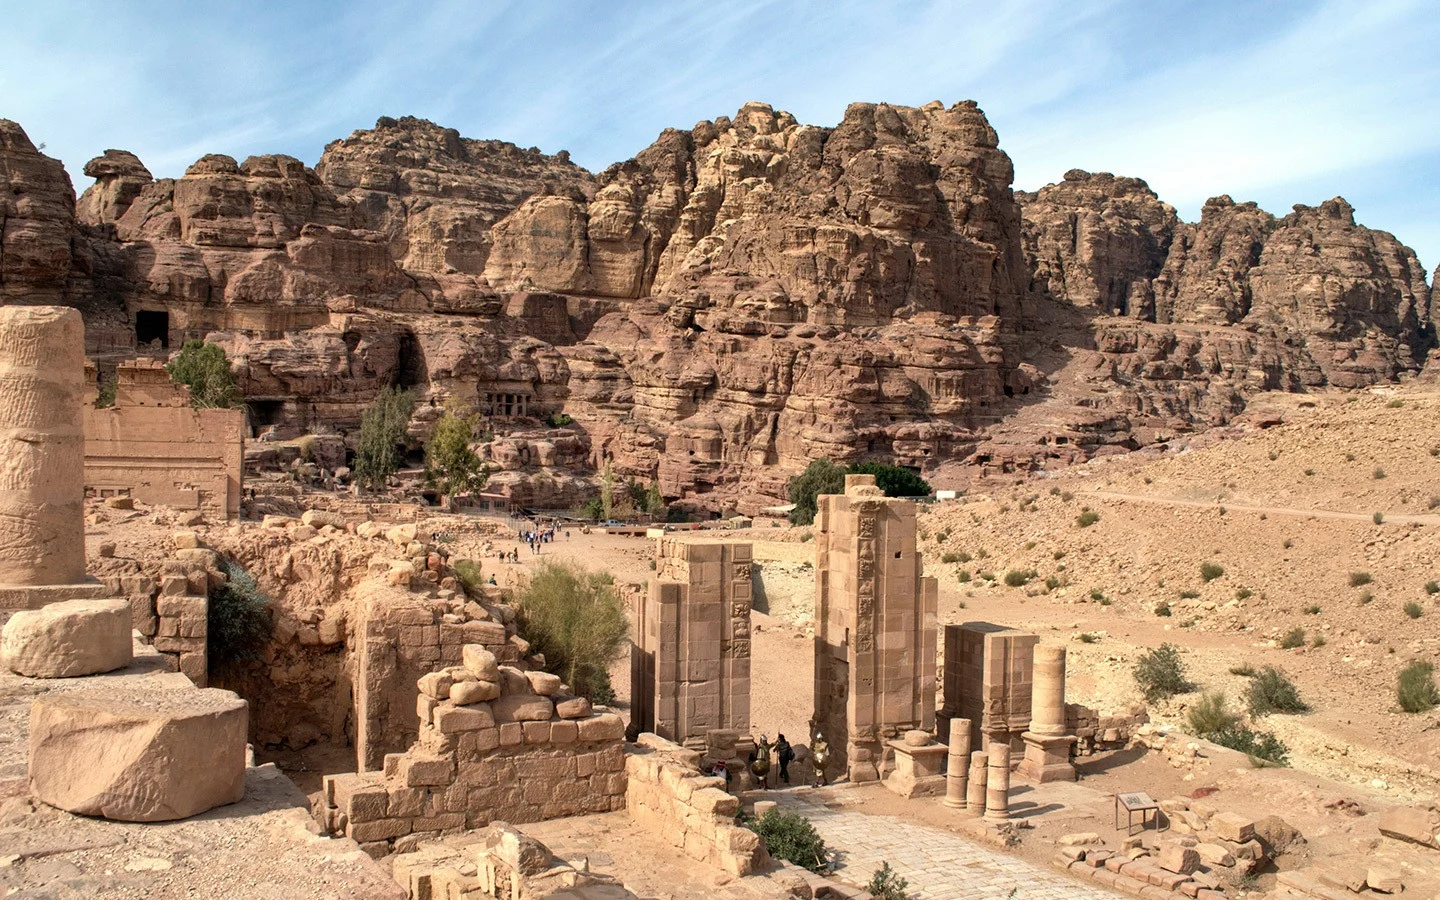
left=425, top=403, right=490, bottom=497
left=787, top=458, right=848, bottom=525
left=354, top=387, right=415, bottom=492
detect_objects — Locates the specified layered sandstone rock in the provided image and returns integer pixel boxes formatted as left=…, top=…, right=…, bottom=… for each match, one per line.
left=76, top=149, right=154, bottom=226
left=0, top=120, right=76, bottom=302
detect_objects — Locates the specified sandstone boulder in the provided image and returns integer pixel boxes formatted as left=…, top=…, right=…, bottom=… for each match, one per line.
left=1377, top=806, right=1440, bottom=850
left=2, top=599, right=132, bottom=678
left=450, top=679, right=500, bottom=705
left=462, top=645, right=499, bottom=681
left=525, top=671, right=562, bottom=696
left=29, top=687, right=247, bottom=821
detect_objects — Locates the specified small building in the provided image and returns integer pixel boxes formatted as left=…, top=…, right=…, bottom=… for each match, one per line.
left=452, top=491, right=512, bottom=517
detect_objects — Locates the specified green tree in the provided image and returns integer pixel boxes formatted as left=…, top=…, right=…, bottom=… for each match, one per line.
left=644, top=480, right=666, bottom=518
left=94, top=372, right=117, bottom=409
left=787, top=459, right=848, bottom=525
left=425, top=404, right=490, bottom=498
left=354, top=386, right=415, bottom=492
left=848, top=462, right=931, bottom=497
left=599, top=459, right=617, bottom=521
left=166, top=340, right=240, bottom=408
left=515, top=561, right=629, bottom=701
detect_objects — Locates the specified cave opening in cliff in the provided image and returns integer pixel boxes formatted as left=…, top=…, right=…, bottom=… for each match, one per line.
left=395, top=330, right=426, bottom=390
left=248, top=400, right=285, bottom=431
left=134, top=309, right=169, bottom=348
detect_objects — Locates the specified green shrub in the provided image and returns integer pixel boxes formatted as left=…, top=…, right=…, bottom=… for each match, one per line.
left=1133, top=644, right=1189, bottom=702
left=1097, top=595, right=1112, bottom=606
left=1053, top=551, right=1066, bottom=561
left=452, top=559, right=484, bottom=595
left=1003, top=569, right=1035, bottom=588
left=1279, top=627, right=1306, bottom=649
left=354, top=387, right=415, bottom=491
left=1357, top=591, right=1374, bottom=606
left=847, top=461, right=932, bottom=498
left=957, top=570, right=972, bottom=583
left=1304, top=469, right=1315, bottom=477
left=1235, top=587, right=1253, bottom=601
left=1200, top=562, right=1225, bottom=582
left=515, top=561, right=629, bottom=702
left=1404, top=601, right=1423, bottom=619
left=1373, top=511, right=1385, bottom=525
left=866, top=862, right=910, bottom=900
left=1206, top=724, right=1290, bottom=765
left=787, top=459, right=847, bottom=526
left=1373, top=467, right=1387, bottom=480
left=208, top=558, right=274, bottom=677
left=1397, top=661, right=1440, bottom=713
left=1283, top=539, right=1293, bottom=549
left=1425, top=581, right=1439, bottom=595
left=1246, top=666, right=1308, bottom=716
left=1076, top=509, right=1100, bottom=528
left=940, top=552, right=962, bottom=564
left=1349, top=572, right=1372, bottom=587
left=1188, top=692, right=1240, bottom=736
left=546, top=412, right=573, bottom=427
left=1089, top=589, right=1106, bottom=603
left=1078, top=632, right=1100, bottom=644
left=1044, top=575, right=1061, bottom=591
left=1311, top=633, right=1327, bottom=649
left=748, top=809, right=829, bottom=873
left=166, top=340, right=240, bottom=408
left=1178, top=590, right=1200, bottom=600
left=1229, top=663, right=1257, bottom=677
left=94, top=372, right=117, bottom=408
left=1387, top=398, right=1405, bottom=408
left=1303, top=605, right=1320, bottom=615
left=1154, top=600, right=1172, bottom=617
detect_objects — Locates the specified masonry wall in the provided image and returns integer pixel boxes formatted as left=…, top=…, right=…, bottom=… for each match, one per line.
left=353, top=582, right=524, bottom=771
left=941, top=622, right=1037, bottom=753
left=321, top=652, right=628, bottom=855
left=630, top=539, right=752, bottom=745
left=813, top=475, right=937, bottom=782
left=625, top=734, right=767, bottom=877
left=83, top=359, right=244, bottom=519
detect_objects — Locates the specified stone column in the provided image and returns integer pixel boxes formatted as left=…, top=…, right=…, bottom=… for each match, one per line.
left=984, top=741, right=1011, bottom=821
left=1018, top=644, right=1077, bottom=783
left=943, top=717, right=972, bottom=808
left=964, top=750, right=987, bottom=814
left=0, top=306, right=86, bottom=587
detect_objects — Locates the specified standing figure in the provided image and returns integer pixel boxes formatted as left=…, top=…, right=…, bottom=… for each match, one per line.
left=810, top=732, right=830, bottom=787
left=776, top=734, right=794, bottom=784
left=750, top=734, right=772, bottom=788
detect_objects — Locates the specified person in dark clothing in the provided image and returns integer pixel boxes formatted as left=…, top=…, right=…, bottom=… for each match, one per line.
left=775, top=734, right=794, bottom=784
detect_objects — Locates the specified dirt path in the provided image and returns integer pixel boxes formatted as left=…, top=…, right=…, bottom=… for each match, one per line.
left=1080, top=490, right=1440, bottom=526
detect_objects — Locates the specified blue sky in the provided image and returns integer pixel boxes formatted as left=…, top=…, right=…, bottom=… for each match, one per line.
left=4, top=0, right=1437, bottom=274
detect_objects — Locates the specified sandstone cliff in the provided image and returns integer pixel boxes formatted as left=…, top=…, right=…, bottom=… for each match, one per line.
left=0, top=108, right=1433, bottom=512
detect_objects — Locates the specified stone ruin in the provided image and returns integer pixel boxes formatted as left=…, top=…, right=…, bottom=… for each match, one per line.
left=0, top=305, right=248, bottom=825
left=629, top=538, right=752, bottom=745
left=393, top=822, right=635, bottom=899
left=812, top=473, right=938, bottom=783
left=939, top=621, right=1038, bottom=753
left=318, top=645, right=627, bottom=855
left=83, top=357, right=245, bottom=519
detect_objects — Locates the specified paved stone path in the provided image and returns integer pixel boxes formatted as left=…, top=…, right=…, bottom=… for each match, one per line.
left=777, top=798, right=1117, bottom=900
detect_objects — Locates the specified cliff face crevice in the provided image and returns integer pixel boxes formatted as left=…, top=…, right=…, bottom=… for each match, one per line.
left=0, top=108, right=1432, bottom=512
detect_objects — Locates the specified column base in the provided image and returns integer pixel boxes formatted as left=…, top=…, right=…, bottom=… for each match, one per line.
left=1017, top=731, right=1077, bottom=783
left=0, top=579, right=109, bottom=620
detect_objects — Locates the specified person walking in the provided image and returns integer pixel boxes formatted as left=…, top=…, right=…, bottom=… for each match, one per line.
left=775, top=734, right=794, bottom=784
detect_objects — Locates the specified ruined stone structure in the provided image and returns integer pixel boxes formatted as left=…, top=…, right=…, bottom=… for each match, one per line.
left=940, top=622, right=1038, bottom=754
left=944, top=716, right=973, bottom=809
left=83, top=359, right=245, bottom=519
left=353, top=581, right=524, bottom=771
left=0, top=306, right=105, bottom=614
left=320, top=645, right=627, bottom=855
left=629, top=539, right=752, bottom=745
left=1018, top=644, right=1077, bottom=783
left=883, top=729, right=949, bottom=799
left=813, top=474, right=937, bottom=782
left=626, top=734, right=768, bottom=877
left=393, top=823, right=634, bottom=899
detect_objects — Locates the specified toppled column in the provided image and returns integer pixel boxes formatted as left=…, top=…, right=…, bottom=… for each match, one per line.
left=0, top=306, right=86, bottom=588
left=984, top=741, right=1011, bottom=821
left=2, top=598, right=131, bottom=677
left=965, top=750, right=987, bottom=814
left=1018, top=644, right=1077, bottom=783
left=944, top=716, right=972, bottom=808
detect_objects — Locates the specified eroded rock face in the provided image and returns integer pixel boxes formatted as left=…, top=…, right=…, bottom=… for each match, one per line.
left=484, top=100, right=1029, bottom=324
left=1018, top=170, right=1177, bottom=317
left=0, top=120, right=76, bottom=302
left=1, top=102, right=1434, bottom=511
left=1020, top=175, right=1434, bottom=390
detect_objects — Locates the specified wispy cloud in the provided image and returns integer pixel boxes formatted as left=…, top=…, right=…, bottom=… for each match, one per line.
left=1, top=0, right=1435, bottom=269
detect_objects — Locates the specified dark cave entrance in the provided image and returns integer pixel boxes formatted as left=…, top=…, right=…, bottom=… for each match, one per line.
left=135, top=310, right=170, bottom=348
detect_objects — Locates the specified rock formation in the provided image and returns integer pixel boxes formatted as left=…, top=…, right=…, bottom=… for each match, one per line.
left=0, top=103, right=1433, bottom=511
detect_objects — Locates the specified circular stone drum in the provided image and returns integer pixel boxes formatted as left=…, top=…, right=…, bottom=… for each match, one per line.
left=29, top=687, right=248, bottom=822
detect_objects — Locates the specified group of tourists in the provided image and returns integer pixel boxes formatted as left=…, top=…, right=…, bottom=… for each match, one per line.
left=737, top=731, right=829, bottom=789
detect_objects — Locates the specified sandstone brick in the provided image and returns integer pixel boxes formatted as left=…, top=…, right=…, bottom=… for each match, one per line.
left=576, top=712, right=624, bottom=742
left=417, top=671, right=453, bottom=700
left=400, top=753, right=455, bottom=787
left=555, top=697, right=592, bottom=719
left=492, top=694, right=554, bottom=722
left=1210, top=812, right=1256, bottom=843
left=499, top=723, right=523, bottom=746
left=1156, top=845, right=1200, bottom=875
left=434, top=703, right=494, bottom=734
left=549, top=720, right=577, bottom=744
